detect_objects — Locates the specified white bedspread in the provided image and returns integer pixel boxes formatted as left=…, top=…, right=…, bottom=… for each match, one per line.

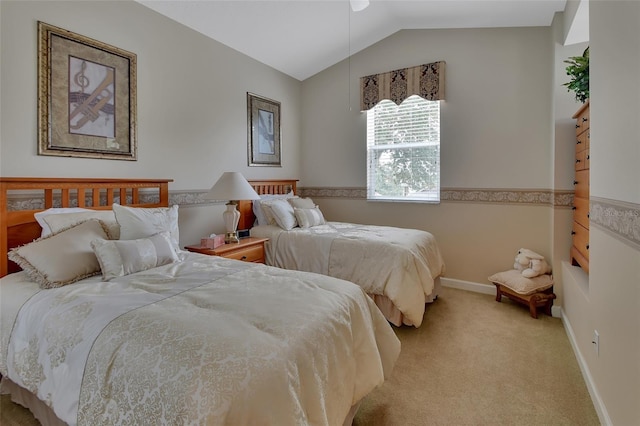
left=0, top=253, right=400, bottom=425
left=251, top=222, right=446, bottom=327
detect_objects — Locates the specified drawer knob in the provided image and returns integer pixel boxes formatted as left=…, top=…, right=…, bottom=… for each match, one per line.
left=576, top=159, right=581, bottom=163
left=587, top=154, right=590, bottom=160
left=573, top=180, right=578, bottom=185
left=582, top=117, right=588, bottom=122
left=571, top=231, right=576, bottom=235
left=576, top=140, right=582, bottom=144
left=241, top=256, right=247, bottom=260
left=586, top=244, right=590, bottom=250
left=572, top=206, right=577, bottom=210
left=575, top=124, right=580, bottom=129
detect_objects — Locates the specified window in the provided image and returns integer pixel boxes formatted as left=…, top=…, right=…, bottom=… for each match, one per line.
left=366, top=95, right=440, bottom=202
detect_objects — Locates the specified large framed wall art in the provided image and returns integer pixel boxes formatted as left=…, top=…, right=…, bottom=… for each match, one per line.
left=38, top=21, right=137, bottom=160
left=247, top=92, right=281, bottom=167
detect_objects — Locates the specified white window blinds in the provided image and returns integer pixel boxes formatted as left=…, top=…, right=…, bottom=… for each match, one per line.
left=366, top=95, right=440, bottom=202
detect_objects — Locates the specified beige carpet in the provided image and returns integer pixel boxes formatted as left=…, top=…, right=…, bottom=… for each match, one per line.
left=1, top=287, right=599, bottom=426
left=353, top=287, right=599, bottom=426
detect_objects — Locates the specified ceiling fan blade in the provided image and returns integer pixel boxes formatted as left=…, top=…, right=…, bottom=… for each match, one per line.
left=350, top=0, right=369, bottom=12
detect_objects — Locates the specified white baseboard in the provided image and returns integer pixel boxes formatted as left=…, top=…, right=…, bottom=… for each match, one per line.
left=561, top=310, right=612, bottom=426
left=440, top=277, right=495, bottom=295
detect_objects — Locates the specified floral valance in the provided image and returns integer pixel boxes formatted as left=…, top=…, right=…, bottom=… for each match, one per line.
left=360, top=61, right=445, bottom=111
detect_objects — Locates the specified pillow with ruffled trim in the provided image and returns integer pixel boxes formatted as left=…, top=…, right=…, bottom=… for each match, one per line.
left=8, top=219, right=111, bottom=289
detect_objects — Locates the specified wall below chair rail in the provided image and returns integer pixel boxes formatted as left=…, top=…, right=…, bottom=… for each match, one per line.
left=313, top=197, right=555, bottom=291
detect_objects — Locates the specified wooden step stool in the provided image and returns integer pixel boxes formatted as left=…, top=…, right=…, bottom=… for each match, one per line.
left=488, top=269, right=555, bottom=319
left=493, top=283, right=556, bottom=319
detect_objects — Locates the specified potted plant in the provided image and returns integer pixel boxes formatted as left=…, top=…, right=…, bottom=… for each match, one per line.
left=563, top=46, right=589, bottom=103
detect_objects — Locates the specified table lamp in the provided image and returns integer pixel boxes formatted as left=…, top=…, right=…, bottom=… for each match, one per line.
left=204, top=172, right=260, bottom=243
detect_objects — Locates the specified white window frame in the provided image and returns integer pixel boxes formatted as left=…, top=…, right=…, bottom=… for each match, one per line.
left=366, top=95, right=441, bottom=203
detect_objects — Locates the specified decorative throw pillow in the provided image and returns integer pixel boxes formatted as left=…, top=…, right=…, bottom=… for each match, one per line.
left=488, top=269, right=554, bottom=295
left=40, top=209, right=120, bottom=239
left=261, top=198, right=297, bottom=230
left=288, top=197, right=316, bottom=209
left=112, top=204, right=180, bottom=251
left=91, top=232, right=179, bottom=281
left=252, top=191, right=295, bottom=226
left=294, top=207, right=326, bottom=228
left=8, top=219, right=111, bottom=289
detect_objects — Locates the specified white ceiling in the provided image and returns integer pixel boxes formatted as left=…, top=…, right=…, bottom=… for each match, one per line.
left=137, top=0, right=568, bottom=81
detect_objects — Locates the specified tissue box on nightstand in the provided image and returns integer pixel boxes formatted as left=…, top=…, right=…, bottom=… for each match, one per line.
left=201, top=234, right=225, bottom=249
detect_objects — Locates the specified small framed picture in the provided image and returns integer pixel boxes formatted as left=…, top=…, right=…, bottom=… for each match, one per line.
left=247, top=92, right=281, bottom=167
left=38, top=21, right=137, bottom=160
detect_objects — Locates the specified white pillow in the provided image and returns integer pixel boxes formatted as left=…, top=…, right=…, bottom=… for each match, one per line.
left=288, top=197, right=315, bottom=209
left=91, top=232, right=178, bottom=281
left=35, top=207, right=93, bottom=237
left=40, top=210, right=120, bottom=239
left=252, top=191, right=295, bottom=226
left=261, top=199, right=297, bottom=230
left=488, top=269, right=554, bottom=295
left=294, top=207, right=326, bottom=228
left=112, top=204, right=180, bottom=252
left=7, top=219, right=111, bottom=289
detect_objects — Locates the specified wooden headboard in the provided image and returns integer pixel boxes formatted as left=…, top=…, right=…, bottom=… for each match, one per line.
left=0, top=177, right=172, bottom=277
left=238, top=179, right=298, bottom=230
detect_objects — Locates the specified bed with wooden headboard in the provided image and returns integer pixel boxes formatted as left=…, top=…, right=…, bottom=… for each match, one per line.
left=0, top=176, right=401, bottom=426
left=243, top=178, right=446, bottom=328
left=0, top=177, right=172, bottom=277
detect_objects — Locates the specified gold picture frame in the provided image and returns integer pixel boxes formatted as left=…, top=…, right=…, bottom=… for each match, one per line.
left=247, top=92, right=281, bottom=167
left=38, top=21, right=137, bottom=160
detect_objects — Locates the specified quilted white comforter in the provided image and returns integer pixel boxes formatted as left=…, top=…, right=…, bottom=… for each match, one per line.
left=0, top=252, right=400, bottom=426
left=251, top=222, right=446, bottom=327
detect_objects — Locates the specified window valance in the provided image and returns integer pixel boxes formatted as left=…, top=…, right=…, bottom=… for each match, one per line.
left=360, top=61, right=445, bottom=111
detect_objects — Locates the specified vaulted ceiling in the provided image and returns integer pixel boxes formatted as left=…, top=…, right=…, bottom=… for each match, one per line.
left=137, top=0, right=569, bottom=81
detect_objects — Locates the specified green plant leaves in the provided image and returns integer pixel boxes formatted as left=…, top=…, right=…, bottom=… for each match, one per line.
left=563, top=47, right=589, bottom=103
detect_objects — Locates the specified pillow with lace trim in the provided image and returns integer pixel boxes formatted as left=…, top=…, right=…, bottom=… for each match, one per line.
left=8, top=219, right=112, bottom=289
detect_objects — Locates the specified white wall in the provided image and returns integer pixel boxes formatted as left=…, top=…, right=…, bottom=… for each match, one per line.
left=0, top=0, right=303, bottom=246
left=301, top=27, right=557, bottom=285
left=302, top=27, right=554, bottom=189
left=562, top=2, right=640, bottom=424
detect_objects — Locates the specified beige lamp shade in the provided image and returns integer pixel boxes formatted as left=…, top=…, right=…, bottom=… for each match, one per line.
left=204, top=172, right=260, bottom=202
left=204, top=172, right=260, bottom=243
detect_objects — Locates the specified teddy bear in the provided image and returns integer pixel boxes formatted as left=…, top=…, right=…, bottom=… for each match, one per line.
left=513, top=248, right=552, bottom=278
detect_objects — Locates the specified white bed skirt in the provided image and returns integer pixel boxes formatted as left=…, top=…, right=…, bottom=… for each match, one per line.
left=1, top=376, right=66, bottom=426
left=371, top=276, right=441, bottom=327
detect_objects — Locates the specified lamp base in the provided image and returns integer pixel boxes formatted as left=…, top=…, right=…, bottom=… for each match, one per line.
left=224, top=231, right=240, bottom=244
left=222, top=202, right=241, bottom=244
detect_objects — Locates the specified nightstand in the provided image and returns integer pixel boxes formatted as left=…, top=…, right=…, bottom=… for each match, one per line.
left=185, top=237, right=268, bottom=264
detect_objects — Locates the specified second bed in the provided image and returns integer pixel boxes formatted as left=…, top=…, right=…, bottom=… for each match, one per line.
left=242, top=180, right=446, bottom=327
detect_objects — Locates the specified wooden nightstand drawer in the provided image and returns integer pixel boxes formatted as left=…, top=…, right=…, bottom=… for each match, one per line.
left=185, top=237, right=268, bottom=264
left=222, top=244, right=264, bottom=263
